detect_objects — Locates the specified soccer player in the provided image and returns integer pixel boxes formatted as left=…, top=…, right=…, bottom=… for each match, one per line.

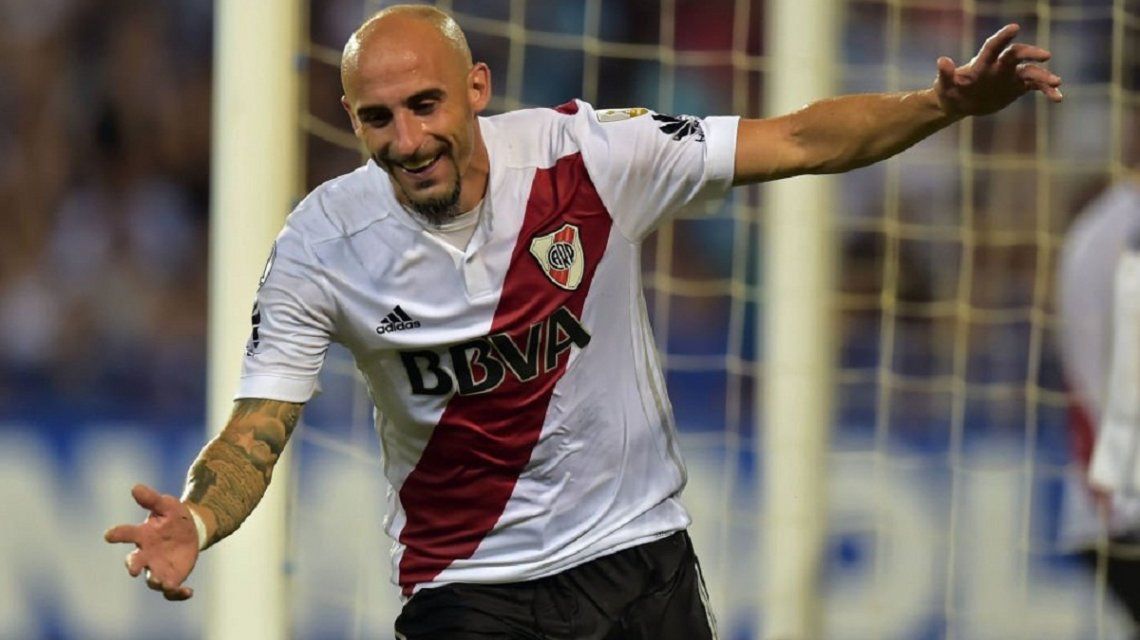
left=1057, top=177, right=1140, bottom=629
left=105, top=6, right=1063, bottom=638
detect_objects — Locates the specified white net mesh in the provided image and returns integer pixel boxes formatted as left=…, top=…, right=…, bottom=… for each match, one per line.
left=287, top=1, right=1140, bottom=638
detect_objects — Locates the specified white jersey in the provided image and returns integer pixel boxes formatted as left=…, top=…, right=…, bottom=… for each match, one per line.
left=1089, top=250, right=1140, bottom=493
left=1057, top=180, right=1140, bottom=545
left=238, top=100, right=739, bottom=594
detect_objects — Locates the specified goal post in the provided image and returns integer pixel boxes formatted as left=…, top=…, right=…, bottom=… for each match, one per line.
left=207, top=0, right=304, bottom=638
left=760, top=1, right=841, bottom=639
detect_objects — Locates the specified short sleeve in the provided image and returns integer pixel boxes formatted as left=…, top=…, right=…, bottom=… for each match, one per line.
left=573, top=101, right=739, bottom=242
left=236, top=223, right=336, bottom=403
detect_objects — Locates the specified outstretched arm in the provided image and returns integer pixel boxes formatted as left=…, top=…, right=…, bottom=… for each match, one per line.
left=733, top=24, right=1063, bottom=184
left=104, top=398, right=303, bottom=601
left=182, top=398, right=303, bottom=547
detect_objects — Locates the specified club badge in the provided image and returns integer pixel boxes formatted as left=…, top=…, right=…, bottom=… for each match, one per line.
left=529, top=224, right=584, bottom=290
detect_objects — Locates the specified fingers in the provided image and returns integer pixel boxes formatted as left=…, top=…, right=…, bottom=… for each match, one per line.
left=1017, top=63, right=1062, bottom=87
left=104, top=523, right=140, bottom=544
left=145, top=570, right=194, bottom=602
left=936, top=56, right=957, bottom=86
left=115, top=507, right=197, bottom=602
left=978, top=23, right=1020, bottom=64
left=145, top=571, right=169, bottom=595
left=937, top=56, right=956, bottom=77
left=1017, top=63, right=1064, bottom=101
left=164, top=586, right=194, bottom=601
left=125, top=549, right=147, bottom=577
left=132, top=484, right=162, bottom=511
left=998, top=43, right=1052, bottom=66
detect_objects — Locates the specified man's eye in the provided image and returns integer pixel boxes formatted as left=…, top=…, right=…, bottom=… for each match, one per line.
left=413, top=102, right=437, bottom=115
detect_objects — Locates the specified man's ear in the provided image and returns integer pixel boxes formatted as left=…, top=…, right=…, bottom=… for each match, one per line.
left=341, top=95, right=362, bottom=135
left=467, top=63, right=492, bottom=113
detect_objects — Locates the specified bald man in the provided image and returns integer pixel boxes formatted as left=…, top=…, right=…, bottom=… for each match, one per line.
left=107, top=5, right=1063, bottom=638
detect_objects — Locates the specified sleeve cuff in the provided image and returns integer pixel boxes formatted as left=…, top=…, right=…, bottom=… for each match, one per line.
left=235, top=374, right=319, bottom=404
left=702, top=115, right=740, bottom=189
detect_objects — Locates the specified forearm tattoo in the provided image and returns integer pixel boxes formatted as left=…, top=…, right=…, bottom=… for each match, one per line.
left=184, top=399, right=302, bottom=546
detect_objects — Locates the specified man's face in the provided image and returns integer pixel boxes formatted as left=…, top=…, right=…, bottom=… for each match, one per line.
left=342, top=33, right=488, bottom=225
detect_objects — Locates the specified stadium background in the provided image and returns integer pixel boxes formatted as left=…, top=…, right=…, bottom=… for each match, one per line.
left=0, top=0, right=1136, bottom=638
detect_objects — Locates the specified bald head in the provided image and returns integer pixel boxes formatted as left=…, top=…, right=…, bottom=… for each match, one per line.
left=341, top=5, right=473, bottom=98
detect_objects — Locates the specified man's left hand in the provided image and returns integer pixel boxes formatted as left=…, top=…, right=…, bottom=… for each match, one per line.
left=934, top=24, right=1063, bottom=118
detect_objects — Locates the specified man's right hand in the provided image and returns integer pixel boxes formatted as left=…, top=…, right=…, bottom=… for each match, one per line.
left=104, top=484, right=200, bottom=601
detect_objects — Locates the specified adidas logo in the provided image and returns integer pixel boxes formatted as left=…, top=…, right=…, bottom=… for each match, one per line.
left=376, top=305, right=421, bottom=335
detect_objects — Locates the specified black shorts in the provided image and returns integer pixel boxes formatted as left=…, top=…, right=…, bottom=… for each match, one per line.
left=394, top=530, right=718, bottom=640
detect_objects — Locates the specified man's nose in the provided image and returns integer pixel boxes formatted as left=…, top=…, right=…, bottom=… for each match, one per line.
left=392, top=112, right=424, bottom=158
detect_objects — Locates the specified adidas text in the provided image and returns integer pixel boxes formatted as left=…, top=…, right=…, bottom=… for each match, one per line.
left=377, top=306, right=420, bottom=334
left=377, top=320, right=421, bottom=335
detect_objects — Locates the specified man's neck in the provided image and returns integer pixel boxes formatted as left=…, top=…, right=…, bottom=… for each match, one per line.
left=456, top=121, right=490, bottom=212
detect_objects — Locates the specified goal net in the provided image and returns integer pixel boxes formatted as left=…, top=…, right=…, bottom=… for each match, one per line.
left=274, top=1, right=1140, bottom=638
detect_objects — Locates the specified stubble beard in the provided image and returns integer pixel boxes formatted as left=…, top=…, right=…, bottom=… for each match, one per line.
left=376, top=152, right=463, bottom=227
left=405, top=175, right=461, bottom=227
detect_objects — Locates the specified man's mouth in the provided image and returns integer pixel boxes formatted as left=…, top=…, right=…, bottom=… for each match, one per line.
left=397, top=154, right=442, bottom=175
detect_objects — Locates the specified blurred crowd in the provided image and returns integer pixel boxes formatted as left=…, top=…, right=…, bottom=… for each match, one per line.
left=0, top=0, right=213, bottom=420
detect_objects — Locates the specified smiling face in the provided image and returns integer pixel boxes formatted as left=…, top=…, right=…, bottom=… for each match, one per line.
left=341, top=8, right=491, bottom=225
